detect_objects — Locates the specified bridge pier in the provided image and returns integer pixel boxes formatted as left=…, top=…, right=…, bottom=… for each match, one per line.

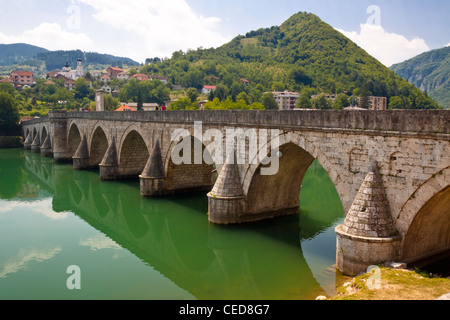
left=23, top=133, right=32, bottom=150
left=207, top=155, right=246, bottom=224
left=73, top=134, right=90, bottom=170
left=99, top=137, right=119, bottom=180
left=335, top=161, right=401, bottom=276
left=140, top=140, right=166, bottom=196
left=40, top=135, right=53, bottom=157
left=30, top=133, right=41, bottom=153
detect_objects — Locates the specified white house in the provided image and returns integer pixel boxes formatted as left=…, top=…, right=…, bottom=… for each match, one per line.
left=202, top=85, right=216, bottom=95
left=117, top=72, right=130, bottom=81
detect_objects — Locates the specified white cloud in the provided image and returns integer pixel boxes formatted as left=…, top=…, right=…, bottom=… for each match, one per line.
left=75, top=0, right=231, bottom=62
left=337, top=23, right=430, bottom=67
left=79, top=235, right=121, bottom=251
left=0, top=246, right=61, bottom=278
left=0, top=199, right=69, bottom=220
left=0, top=22, right=94, bottom=51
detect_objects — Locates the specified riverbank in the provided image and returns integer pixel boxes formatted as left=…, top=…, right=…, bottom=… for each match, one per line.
left=0, top=136, right=22, bottom=148
left=330, top=266, right=450, bottom=300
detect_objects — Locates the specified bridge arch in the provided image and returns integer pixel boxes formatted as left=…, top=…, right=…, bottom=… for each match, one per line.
left=89, top=125, right=109, bottom=168
left=41, top=127, right=48, bottom=146
left=67, top=122, right=82, bottom=158
left=24, top=128, right=30, bottom=140
left=32, top=127, right=37, bottom=140
left=396, top=166, right=450, bottom=262
left=242, top=132, right=344, bottom=218
left=119, top=129, right=149, bottom=178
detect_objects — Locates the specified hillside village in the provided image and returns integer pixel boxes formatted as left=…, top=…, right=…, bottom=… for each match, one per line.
left=0, top=56, right=390, bottom=120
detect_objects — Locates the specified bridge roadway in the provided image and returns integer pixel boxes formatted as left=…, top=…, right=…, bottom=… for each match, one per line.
left=21, top=109, right=450, bottom=276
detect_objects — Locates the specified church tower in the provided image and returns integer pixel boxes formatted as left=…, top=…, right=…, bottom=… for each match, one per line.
left=76, top=58, right=83, bottom=78
left=62, top=61, right=71, bottom=73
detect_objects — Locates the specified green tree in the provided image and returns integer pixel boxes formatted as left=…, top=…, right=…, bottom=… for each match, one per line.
left=359, top=82, right=372, bottom=109
left=74, top=78, right=91, bottom=100
left=137, top=87, right=143, bottom=111
left=186, top=87, right=199, bottom=102
left=271, top=81, right=284, bottom=92
left=214, top=84, right=228, bottom=101
left=311, top=94, right=332, bottom=109
left=249, top=102, right=265, bottom=110
left=51, top=87, right=73, bottom=104
left=261, top=92, right=278, bottom=110
left=236, top=92, right=250, bottom=105
left=296, top=92, right=312, bottom=109
left=288, top=67, right=313, bottom=86
left=389, top=96, right=404, bottom=110
left=169, top=97, right=193, bottom=110
left=0, top=83, right=15, bottom=96
left=333, top=93, right=350, bottom=110
left=0, top=92, right=20, bottom=135
left=204, top=97, right=221, bottom=110
left=128, top=68, right=138, bottom=76
left=104, top=94, right=121, bottom=111
left=119, top=78, right=139, bottom=102
left=229, top=82, right=243, bottom=101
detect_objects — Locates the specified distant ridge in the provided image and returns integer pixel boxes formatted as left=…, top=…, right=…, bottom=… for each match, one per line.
left=0, top=43, right=140, bottom=71
left=391, top=46, right=450, bottom=109
left=0, top=43, right=49, bottom=65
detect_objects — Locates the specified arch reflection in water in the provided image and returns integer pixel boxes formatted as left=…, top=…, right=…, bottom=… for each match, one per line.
left=1, top=149, right=345, bottom=300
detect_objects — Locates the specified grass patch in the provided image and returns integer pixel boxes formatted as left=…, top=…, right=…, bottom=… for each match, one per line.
left=333, top=267, right=450, bottom=300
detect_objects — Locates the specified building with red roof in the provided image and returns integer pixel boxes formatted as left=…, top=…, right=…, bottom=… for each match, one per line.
left=9, top=71, right=33, bottom=87
left=202, top=85, right=216, bottom=95
left=131, top=73, right=149, bottom=81
left=115, top=105, right=136, bottom=112
left=106, top=67, right=124, bottom=78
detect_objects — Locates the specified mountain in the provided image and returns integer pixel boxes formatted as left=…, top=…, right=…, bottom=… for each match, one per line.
left=391, top=46, right=450, bottom=109
left=0, top=43, right=140, bottom=73
left=0, top=43, right=49, bottom=65
left=142, top=12, right=439, bottom=109
left=35, top=50, right=139, bottom=71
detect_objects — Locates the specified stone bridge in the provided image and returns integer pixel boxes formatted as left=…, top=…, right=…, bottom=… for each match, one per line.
left=21, top=109, right=450, bottom=276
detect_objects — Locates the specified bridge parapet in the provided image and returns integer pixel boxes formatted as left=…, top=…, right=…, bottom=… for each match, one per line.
left=22, top=109, right=449, bottom=134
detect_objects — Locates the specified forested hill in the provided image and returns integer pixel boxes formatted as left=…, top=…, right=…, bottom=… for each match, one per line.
left=0, top=43, right=49, bottom=65
left=141, top=12, right=439, bottom=109
left=35, top=50, right=139, bottom=71
left=0, top=43, right=139, bottom=72
left=391, top=46, right=450, bottom=109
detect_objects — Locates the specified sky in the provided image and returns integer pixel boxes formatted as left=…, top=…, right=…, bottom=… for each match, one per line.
left=0, top=0, right=449, bottom=67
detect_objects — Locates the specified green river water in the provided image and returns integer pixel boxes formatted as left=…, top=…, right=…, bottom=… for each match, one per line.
left=0, top=148, right=345, bottom=300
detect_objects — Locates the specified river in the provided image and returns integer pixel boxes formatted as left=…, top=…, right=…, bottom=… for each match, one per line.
left=0, top=148, right=345, bottom=300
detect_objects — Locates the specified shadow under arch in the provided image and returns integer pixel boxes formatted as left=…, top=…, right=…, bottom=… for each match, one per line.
left=398, top=167, right=450, bottom=262
left=67, top=122, right=82, bottom=159
left=41, top=126, right=48, bottom=147
left=243, top=132, right=344, bottom=220
left=32, top=127, right=37, bottom=140
left=89, top=126, right=108, bottom=168
left=119, top=130, right=149, bottom=179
